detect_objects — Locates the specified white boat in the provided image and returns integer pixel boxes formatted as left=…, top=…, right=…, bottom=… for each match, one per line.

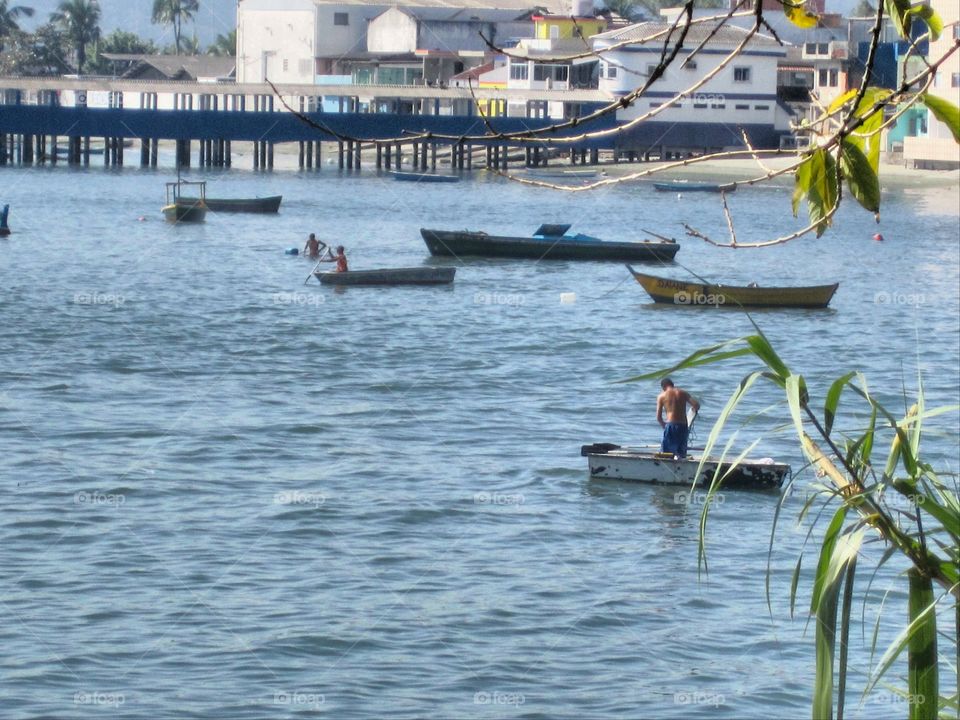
left=580, top=443, right=789, bottom=490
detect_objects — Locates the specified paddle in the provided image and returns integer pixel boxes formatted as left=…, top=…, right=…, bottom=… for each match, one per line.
left=303, top=240, right=329, bottom=284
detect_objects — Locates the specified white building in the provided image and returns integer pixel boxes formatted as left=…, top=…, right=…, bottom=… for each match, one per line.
left=236, top=0, right=565, bottom=85
left=593, top=21, right=789, bottom=134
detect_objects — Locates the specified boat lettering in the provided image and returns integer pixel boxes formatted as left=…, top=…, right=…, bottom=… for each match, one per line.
left=656, top=279, right=689, bottom=290
left=674, top=291, right=726, bottom=306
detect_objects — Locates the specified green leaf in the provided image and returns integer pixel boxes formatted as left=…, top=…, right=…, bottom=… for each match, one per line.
left=907, top=3, right=942, bottom=41
left=783, top=0, right=820, bottom=28
left=824, top=371, right=856, bottom=437
left=790, top=555, right=803, bottom=618
left=620, top=337, right=755, bottom=383
left=840, top=140, right=881, bottom=214
left=803, top=148, right=838, bottom=237
left=885, top=0, right=913, bottom=39
left=746, top=334, right=792, bottom=381
left=921, top=93, right=960, bottom=144
left=906, top=568, right=938, bottom=719
left=786, top=374, right=807, bottom=441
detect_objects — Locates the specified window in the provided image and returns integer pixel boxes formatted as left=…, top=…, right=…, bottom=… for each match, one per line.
left=734, top=66, right=751, bottom=82
left=818, top=68, right=828, bottom=86
left=818, top=42, right=828, bottom=54
left=685, top=60, right=697, bottom=70
left=334, top=12, right=349, bottom=26
left=735, top=104, right=749, bottom=110
left=509, top=62, right=528, bottom=80
left=646, top=64, right=657, bottom=77
left=549, top=25, right=560, bottom=40
left=829, top=68, right=839, bottom=86
left=607, top=65, right=617, bottom=79
left=952, top=72, right=959, bottom=88
left=954, top=23, right=960, bottom=40
left=693, top=102, right=707, bottom=109
left=282, top=58, right=289, bottom=72
left=805, top=42, right=816, bottom=54
left=754, top=105, right=770, bottom=110
left=712, top=103, right=725, bottom=109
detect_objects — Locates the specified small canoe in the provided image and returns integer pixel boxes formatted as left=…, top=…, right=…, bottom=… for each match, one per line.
left=580, top=443, right=789, bottom=490
left=315, top=267, right=456, bottom=286
left=180, top=195, right=281, bottom=213
left=421, top=224, right=679, bottom=262
left=653, top=181, right=736, bottom=193
left=391, top=171, right=460, bottom=183
left=627, top=267, right=838, bottom=309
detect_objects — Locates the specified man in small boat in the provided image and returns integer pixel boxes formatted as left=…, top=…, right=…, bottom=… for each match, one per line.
left=317, top=245, right=348, bottom=272
left=304, top=233, right=321, bottom=258
left=656, top=378, right=700, bottom=458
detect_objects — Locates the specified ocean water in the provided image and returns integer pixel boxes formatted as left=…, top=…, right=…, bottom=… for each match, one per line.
left=1, top=163, right=957, bottom=718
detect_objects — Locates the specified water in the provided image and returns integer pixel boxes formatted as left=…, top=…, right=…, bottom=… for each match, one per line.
left=1, top=164, right=957, bottom=718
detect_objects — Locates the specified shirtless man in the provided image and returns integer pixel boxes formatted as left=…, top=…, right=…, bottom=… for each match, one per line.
left=656, top=378, right=700, bottom=458
left=303, top=233, right=322, bottom=258
left=318, top=245, right=348, bottom=272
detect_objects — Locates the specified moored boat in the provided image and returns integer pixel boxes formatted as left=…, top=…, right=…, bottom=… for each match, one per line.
left=391, top=171, right=460, bottom=183
left=315, top=267, right=456, bottom=286
left=627, top=267, right=839, bottom=309
left=580, top=443, right=789, bottom=490
left=421, top=224, right=679, bottom=262
left=162, top=180, right=207, bottom=223
left=653, top=180, right=736, bottom=192
left=179, top=195, right=282, bottom=213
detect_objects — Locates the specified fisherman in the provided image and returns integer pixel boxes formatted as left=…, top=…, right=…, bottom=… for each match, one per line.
left=303, top=233, right=321, bottom=258
left=318, top=245, right=348, bottom=273
left=656, top=378, right=700, bottom=458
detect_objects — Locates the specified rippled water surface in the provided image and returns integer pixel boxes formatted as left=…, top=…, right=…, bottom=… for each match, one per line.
left=1, top=164, right=958, bottom=719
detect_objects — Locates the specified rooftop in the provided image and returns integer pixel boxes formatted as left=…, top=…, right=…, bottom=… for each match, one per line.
left=592, top=21, right=783, bottom=49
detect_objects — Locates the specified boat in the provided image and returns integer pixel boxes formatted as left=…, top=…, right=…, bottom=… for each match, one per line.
left=580, top=443, right=789, bottom=490
left=178, top=195, right=282, bottom=214
left=523, top=168, right=604, bottom=180
left=421, top=224, right=680, bottom=262
left=315, top=267, right=456, bottom=286
left=390, top=171, right=460, bottom=183
left=653, top=180, right=736, bottom=193
left=162, top=180, right=207, bottom=223
left=0, top=204, right=10, bottom=236
left=627, top=267, right=839, bottom=309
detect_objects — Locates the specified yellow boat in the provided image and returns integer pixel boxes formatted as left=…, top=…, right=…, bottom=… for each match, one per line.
left=627, top=267, right=838, bottom=309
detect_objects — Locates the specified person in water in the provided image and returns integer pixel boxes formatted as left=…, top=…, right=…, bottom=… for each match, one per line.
left=656, top=377, right=700, bottom=458
left=303, top=233, right=321, bottom=258
left=318, top=245, right=348, bottom=272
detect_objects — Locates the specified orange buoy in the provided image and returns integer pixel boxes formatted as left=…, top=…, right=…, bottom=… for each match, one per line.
left=873, top=233, right=884, bottom=242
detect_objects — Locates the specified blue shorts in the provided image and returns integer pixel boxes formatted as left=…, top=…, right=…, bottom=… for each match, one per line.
left=661, top=422, right=690, bottom=457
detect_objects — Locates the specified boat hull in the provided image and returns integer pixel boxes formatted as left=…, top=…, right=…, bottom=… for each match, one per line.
left=653, top=181, right=736, bottom=192
left=421, top=229, right=679, bottom=262
left=316, top=267, right=456, bottom=286
left=180, top=195, right=281, bottom=213
left=391, top=171, right=459, bottom=183
left=162, top=200, right=207, bottom=223
left=581, top=444, right=789, bottom=490
left=628, top=268, right=838, bottom=308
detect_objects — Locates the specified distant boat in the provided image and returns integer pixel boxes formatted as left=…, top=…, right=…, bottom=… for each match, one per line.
left=421, top=224, right=679, bottom=262
left=315, top=267, right=456, bottom=286
left=162, top=180, right=207, bottom=223
left=653, top=180, right=736, bottom=193
left=390, top=171, right=460, bottom=183
left=0, top=203, right=10, bottom=236
left=580, top=443, right=789, bottom=490
left=524, top=168, right=603, bottom=180
left=627, top=267, right=839, bottom=308
left=179, top=195, right=282, bottom=214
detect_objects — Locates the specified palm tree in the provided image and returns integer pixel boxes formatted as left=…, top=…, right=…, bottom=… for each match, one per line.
left=152, top=0, right=199, bottom=55
left=0, top=1, right=34, bottom=52
left=51, top=0, right=100, bottom=74
left=207, top=28, right=234, bottom=57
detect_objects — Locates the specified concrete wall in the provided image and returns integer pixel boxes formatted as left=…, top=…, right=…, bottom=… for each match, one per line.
left=367, top=9, right=418, bottom=53
left=237, top=2, right=317, bottom=84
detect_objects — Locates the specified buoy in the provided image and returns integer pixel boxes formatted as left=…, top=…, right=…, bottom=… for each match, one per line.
left=285, top=247, right=299, bottom=255
left=873, top=233, right=884, bottom=242
left=137, top=216, right=146, bottom=222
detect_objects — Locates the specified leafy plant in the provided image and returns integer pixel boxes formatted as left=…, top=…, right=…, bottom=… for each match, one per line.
left=628, top=332, right=959, bottom=718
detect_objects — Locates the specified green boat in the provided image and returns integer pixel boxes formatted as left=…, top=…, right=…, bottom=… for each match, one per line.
left=162, top=180, right=207, bottom=223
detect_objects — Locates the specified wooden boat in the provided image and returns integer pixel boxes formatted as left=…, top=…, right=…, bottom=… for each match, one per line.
left=524, top=168, right=603, bottom=180
left=390, top=171, right=460, bottom=183
left=0, top=203, right=10, bottom=236
left=179, top=195, right=282, bottom=214
left=627, top=267, right=839, bottom=309
left=580, top=443, right=789, bottom=490
left=162, top=180, right=207, bottom=223
left=315, top=267, right=456, bottom=286
left=421, top=224, right=679, bottom=262
left=653, top=180, right=736, bottom=193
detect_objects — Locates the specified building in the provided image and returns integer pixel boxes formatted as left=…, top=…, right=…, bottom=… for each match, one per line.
left=592, top=20, right=790, bottom=153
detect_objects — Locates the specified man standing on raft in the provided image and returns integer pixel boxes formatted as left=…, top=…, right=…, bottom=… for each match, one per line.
left=656, top=378, right=700, bottom=458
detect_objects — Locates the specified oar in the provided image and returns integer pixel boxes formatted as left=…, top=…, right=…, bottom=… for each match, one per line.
left=303, top=241, right=329, bottom=284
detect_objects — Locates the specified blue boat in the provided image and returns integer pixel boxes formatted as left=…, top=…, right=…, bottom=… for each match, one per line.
left=390, top=171, right=460, bottom=183
left=653, top=181, right=736, bottom=193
